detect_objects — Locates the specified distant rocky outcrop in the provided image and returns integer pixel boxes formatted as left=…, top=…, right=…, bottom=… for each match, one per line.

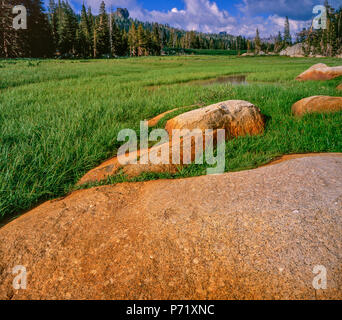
left=292, top=96, right=342, bottom=116
left=1, top=155, right=342, bottom=299
left=296, top=63, right=342, bottom=81
left=279, top=43, right=305, bottom=57
left=114, top=8, right=129, bottom=19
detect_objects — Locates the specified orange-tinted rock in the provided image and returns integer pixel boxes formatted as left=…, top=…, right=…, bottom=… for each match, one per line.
left=296, top=63, right=342, bottom=81
left=165, top=100, right=265, bottom=139
left=1, top=155, right=342, bottom=300
left=292, top=96, right=342, bottom=116
left=337, top=84, right=342, bottom=91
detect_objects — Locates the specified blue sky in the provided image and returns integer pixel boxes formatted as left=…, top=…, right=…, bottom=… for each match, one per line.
left=48, top=0, right=342, bottom=37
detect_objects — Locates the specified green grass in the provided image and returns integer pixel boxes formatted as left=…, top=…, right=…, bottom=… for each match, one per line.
left=0, top=55, right=341, bottom=223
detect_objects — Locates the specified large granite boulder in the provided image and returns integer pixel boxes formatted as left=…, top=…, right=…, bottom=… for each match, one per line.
left=165, top=100, right=265, bottom=139
left=292, top=96, right=342, bottom=116
left=0, top=155, right=342, bottom=299
left=280, top=43, right=305, bottom=57
left=296, top=63, right=342, bottom=81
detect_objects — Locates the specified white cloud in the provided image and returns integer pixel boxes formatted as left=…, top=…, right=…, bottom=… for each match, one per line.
left=131, top=0, right=237, bottom=33
left=68, top=0, right=315, bottom=37
left=239, top=0, right=342, bottom=20
left=130, top=0, right=311, bottom=37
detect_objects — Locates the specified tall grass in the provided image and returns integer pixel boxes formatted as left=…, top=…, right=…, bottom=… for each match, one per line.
left=0, top=56, right=341, bottom=222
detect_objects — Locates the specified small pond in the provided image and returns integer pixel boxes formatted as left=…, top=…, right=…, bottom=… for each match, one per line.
left=186, top=75, right=248, bottom=86
left=147, top=74, right=248, bottom=91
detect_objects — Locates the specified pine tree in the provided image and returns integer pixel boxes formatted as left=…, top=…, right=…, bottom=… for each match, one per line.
left=0, top=0, right=15, bottom=57
left=77, top=3, right=92, bottom=57
left=284, top=16, right=292, bottom=46
left=137, top=24, right=148, bottom=56
left=128, top=23, right=138, bottom=56
left=58, top=1, right=78, bottom=56
left=152, top=24, right=161, bottom=55
left=246, top=39, right=251, bottom=53
left=94, top=1, right=110, bottom=57
left=254, top=28, right=261, bottom=53
left=0, top=0, right=13, bottom=57
left=87, top=6, right=95, bottom=57
left=111, top=20, right=126, bottom=56
left=168, top=29, right=175, bottom=48
left=48, top=0, right=59, bottom=53
left=274, top=31, right=283, bottom=52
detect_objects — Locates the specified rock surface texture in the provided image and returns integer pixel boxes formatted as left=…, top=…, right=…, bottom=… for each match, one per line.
left=0, top=155, right=342, bottom=300
left=292, top=96, right=342, bottom=116
left=296, top=63, right=342, bottom=81
left=337, top=84, right=342, bottom=91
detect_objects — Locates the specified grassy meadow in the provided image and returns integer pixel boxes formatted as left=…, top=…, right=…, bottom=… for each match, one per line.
left=0, top=55, right=341, bottom=223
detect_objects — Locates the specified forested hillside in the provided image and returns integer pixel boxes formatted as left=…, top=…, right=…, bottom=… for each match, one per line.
left=0, top=0, right=245, bottom=58
left=1, top=0, right=341, bottom=58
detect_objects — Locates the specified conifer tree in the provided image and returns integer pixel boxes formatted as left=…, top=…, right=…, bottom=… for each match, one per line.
left=48, top=0, right=59, bottom=53
left=94, top=1, right=110, bottom=57
left=111, top=20, right=127, bottom=56
left=58, top=1, right=78, bottom=56
left=137, top=24, right=148, bottom=56
left=0, top=0, right=14, bottom=57
left=77, top=3, right=92, bottom=57
left=152, top=24, right=161, bottom=55
left=284, top=16, right=292, bottom=46
left=254, top=28, right=261, bottom=53
left=86, top=6, right=95, bottom=57
left=128, top=23, right=138, bottom=56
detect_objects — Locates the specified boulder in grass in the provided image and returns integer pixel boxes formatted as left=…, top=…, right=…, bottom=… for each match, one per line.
left=78, top=101, right=265, bottom=185
left=165, top=100, right=265, bottom=139
left=296, top=63, right=342, bottom=81
left=292, top=96, right=342, bottom=116
left=337, top=84, right=342, bottom=91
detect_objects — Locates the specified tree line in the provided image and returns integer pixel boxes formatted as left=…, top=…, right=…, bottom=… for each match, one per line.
left=48, top=1, right=251, bottom=57
left=0, top=0, right=249, bottom=58
left=1, top=0, right=341, bottom=58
